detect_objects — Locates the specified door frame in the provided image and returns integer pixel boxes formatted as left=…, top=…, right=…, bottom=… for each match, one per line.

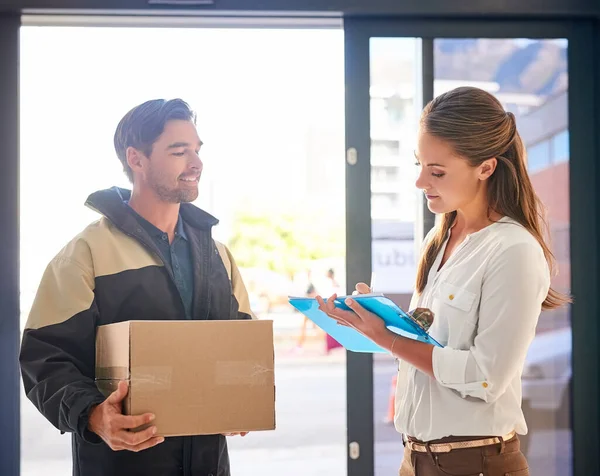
left=1, top=13, right=599, bottom=476
left=0, top=12, right=20, bottom=476
left=344, top=17, right=600, bottom=476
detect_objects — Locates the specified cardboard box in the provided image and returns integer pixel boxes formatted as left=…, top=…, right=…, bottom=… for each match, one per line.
left=95, top=320, right=275, bottom=437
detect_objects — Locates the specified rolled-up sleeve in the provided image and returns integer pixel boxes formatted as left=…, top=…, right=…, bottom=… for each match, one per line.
left=432, top=241, right=550, bottom=402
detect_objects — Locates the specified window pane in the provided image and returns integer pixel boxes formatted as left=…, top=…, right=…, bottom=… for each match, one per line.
left=552, top=129, right=570, bottom=164
left=434, top=38, right=571, bottom=476
left=370, top=37, right=421, bottom=476
left=528, top=140, right=552, bottom=173
left=20, top=26, right=346, bottom=476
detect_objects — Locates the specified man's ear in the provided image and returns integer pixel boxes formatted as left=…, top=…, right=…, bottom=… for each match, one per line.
left=478, top=158, right=497, bottom=180
left=126, top=147, right=145, bottom=177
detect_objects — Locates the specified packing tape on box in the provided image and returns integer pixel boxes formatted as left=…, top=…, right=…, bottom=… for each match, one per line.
left=95, top=366, right=129, bottom=380
left=215, top=361, right=274, bottom=386
left=130, top=366, right=173, bottom=391
left=96, top=362, right=272, bottom=389
left=95, top=378, right=123, bottom=398
left=94, top=366, right=172, bottom=391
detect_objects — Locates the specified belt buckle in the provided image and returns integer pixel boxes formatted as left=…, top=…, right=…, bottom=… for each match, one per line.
left=407, top=441, right=422, bottom=453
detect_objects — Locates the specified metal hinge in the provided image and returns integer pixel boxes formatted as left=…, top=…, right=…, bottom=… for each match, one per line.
left=346, top=147, right=358, bottom=165
left=349, top=441, right=360, bottom=460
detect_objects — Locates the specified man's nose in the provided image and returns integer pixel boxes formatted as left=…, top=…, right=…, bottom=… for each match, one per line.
left=191, top=153, right=203, bottom=172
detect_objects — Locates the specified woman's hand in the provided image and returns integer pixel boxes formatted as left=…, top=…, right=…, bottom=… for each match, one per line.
left=315, top=290, right=387, bottom=342
left=316, top=282, right=435, bottom=377
left=351, top=282, right=371, bottom=295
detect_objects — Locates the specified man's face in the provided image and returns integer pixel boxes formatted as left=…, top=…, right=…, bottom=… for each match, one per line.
left=133, top=119, right=203, bottom=203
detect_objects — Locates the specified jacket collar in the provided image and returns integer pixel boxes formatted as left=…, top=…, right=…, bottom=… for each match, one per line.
left=85, top=186, right=219, bottom=231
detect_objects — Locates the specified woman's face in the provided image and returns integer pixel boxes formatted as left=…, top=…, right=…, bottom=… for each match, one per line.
left=414, top=129, right=491, bottom=215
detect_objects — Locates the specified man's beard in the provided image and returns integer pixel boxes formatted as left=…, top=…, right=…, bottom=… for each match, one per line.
left=148, top=168, right=199, bottom=204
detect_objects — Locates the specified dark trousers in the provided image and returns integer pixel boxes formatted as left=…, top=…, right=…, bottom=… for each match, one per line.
left=399, top=434, right=529, bottom=476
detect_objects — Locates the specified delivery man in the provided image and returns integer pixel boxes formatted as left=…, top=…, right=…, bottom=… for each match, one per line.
left=20, top=98, right=254, bottom=476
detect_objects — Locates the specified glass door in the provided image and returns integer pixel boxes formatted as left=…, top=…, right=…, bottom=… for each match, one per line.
left=344, top=18, right=597, bottom=476
left=19, top=19, right=347, bottom=476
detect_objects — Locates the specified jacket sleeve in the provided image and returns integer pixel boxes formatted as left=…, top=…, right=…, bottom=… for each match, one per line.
left=215, top=241, right=257, bottom=320
left=20, top=239, right=106, bottom=443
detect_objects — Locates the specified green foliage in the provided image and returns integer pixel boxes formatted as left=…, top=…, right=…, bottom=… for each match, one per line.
left=227, top=208, right=344, bottom=276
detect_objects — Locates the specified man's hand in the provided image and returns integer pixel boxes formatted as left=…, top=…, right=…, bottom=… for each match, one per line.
left=88, top=380, right=165, bottom=452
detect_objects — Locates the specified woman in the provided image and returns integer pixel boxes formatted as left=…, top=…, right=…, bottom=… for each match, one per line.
left=317, top=86, right=569, bottom=476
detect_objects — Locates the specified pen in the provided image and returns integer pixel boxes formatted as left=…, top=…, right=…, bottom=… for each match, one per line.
left=370, top=272, right=376, bottom=293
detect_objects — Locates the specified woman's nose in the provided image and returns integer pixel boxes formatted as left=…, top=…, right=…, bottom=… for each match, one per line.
left=415, top=169, right=428, bottom=190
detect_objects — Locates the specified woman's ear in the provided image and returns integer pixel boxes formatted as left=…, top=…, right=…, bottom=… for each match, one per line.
left=478, top=158, right=497, bottom=180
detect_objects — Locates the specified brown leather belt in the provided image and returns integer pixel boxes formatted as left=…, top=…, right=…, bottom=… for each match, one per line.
left=404, top=431, right=516, bottom=454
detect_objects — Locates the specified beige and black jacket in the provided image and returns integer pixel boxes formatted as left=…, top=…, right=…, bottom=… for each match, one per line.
left=19, top=186, right=253, bottom=476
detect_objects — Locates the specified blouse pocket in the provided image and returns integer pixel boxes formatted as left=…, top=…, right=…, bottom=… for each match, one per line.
left=437, top=281, right=477, bottom=312
left=433, top=281, right=478, bottom=349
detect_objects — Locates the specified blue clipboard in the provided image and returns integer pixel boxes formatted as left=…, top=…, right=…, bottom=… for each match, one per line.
left=288, top=293, right=443, bottom=353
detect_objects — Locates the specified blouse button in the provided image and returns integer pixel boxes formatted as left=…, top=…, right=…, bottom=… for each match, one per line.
left=482, top=382, right=489, bottom=388
left=448, top=294, right=455, bottom=300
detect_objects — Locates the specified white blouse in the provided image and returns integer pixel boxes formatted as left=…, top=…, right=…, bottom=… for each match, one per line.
left=394, top=216, right=551, bottom=441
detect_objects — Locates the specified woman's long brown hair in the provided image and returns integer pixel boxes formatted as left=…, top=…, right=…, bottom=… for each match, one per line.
left=415, top=86, right=570, bottom=310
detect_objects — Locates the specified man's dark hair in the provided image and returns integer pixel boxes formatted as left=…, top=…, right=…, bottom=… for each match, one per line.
left=114, top=98, right=196, bottom=182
